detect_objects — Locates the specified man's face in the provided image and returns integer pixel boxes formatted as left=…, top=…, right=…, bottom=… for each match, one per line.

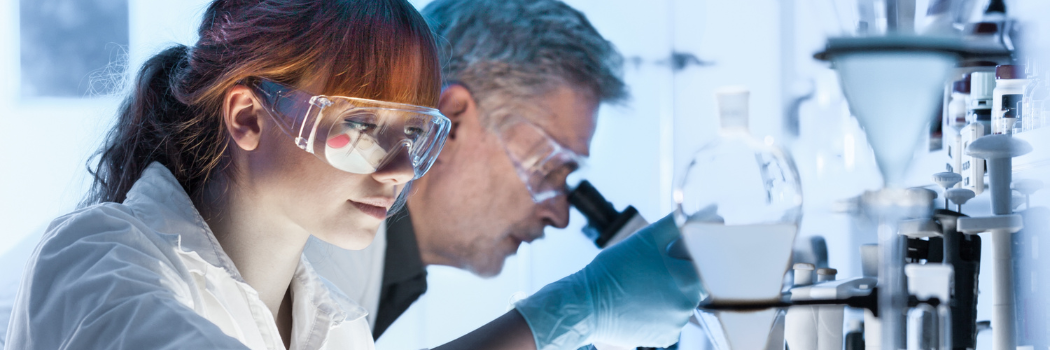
left=410, top=84, right=598, bottom=277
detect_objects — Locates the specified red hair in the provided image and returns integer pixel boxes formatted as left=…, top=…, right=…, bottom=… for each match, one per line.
left=87, top=0, right=441, bottom=205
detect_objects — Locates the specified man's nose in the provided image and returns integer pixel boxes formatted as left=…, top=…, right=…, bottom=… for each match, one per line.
left=537, top=196, right=571, bottom=229
left=372, top=146, right=415, bottom=185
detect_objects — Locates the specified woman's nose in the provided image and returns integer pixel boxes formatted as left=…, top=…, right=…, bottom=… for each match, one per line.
left=372, top=145, right=415, bottom=185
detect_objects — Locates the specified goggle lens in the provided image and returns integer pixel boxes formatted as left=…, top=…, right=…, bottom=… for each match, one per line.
left=322, top=112, right=432, bottom=175
left=497, top=118, right=585, bottom=203
left=248, top=78, right=450, bottom=180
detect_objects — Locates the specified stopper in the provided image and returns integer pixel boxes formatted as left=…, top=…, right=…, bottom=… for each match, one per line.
left=946, top=188, right=976, bottom=212
left=715, top=86, right=749, bottom=131
left=934, top=172, right=963, bottom=208
left=933, top=172, right=963, bottom=189
left=966, top=134, right=1033, bottom=159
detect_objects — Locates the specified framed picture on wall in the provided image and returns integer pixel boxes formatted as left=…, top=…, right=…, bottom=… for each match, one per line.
left=20, top=0, right=129, bottom=98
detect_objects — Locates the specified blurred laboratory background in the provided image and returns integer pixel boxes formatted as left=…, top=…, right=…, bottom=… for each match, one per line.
left=2, top=0, right=1050, bottom=349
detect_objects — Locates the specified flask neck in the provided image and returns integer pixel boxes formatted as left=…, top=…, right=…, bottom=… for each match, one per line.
left=715, top=86, right=750, bottom=134
left=719, top=125, right=750, bottom=136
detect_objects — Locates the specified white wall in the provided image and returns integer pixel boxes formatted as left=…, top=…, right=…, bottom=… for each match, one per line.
left=0, top=0, right=213, bottom=258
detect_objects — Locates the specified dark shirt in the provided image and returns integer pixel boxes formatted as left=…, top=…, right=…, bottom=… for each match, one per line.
left=372, top=209, right=428, bottom=339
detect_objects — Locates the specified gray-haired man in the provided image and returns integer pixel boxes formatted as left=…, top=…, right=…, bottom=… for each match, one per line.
left=304, top=0, right=700, bottom=348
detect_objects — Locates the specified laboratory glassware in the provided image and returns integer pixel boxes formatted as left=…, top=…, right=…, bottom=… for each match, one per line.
left=674, top=86, right=803, bottom=350
left=1020, top=66, right=1048, bottom=132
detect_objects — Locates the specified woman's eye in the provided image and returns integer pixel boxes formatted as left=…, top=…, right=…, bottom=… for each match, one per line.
left=405, top=126, right=425, bottom=138
left=346, top=120, right=377, bottom=132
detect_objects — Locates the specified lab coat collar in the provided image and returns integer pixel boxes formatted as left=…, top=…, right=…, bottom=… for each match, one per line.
left=122, top=162, right=367, bottom=344
left=290, top=257, right=366, bottom=345
left=123, top=162, right=242, bottom=279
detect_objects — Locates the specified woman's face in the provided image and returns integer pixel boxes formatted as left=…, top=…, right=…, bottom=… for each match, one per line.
left=231, top=80, right=416, bottom=250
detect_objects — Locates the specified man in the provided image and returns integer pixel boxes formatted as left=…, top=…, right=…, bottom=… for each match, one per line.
left=303, top=0, right=629, bottom=339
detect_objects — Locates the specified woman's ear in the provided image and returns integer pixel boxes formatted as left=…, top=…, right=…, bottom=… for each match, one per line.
left=437, top=84, right=477, bottom=141
left=223, top=85, right=263, bottom=151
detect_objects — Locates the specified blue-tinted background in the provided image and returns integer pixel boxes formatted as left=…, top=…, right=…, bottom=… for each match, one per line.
left=2, top=1, right=1050, bottom=349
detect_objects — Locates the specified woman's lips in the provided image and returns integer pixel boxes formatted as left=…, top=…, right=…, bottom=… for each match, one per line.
left=350, top=200, right=388, bottom=219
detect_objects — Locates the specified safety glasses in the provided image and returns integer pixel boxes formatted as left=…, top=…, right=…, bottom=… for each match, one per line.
left=495, top=116, right=586, bottom=203
left=246, top=78, right=451, bottom=179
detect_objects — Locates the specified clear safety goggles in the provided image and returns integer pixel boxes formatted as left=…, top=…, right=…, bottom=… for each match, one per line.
left=247, top=78, right=451, bottom=179
left=495, top=116, right=586, bottom=203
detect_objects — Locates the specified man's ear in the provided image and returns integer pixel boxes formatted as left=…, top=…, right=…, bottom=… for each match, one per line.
left=223, top=85, right=262, bottom=151
left=437, top=84, right=477, bottom=141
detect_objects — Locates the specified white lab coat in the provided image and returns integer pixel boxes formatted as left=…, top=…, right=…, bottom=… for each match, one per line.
left=303, top=224, right=387, bottom=330
left=5, top=163, right=374, bottom=350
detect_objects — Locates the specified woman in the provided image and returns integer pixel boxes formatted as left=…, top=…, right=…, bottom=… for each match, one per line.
left=7, top=0, right=702, bottom=349
left=8, top=0, right=444, bottom=348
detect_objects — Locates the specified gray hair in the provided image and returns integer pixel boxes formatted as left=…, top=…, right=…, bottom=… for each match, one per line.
left=421, top=0, right=627, bottom=126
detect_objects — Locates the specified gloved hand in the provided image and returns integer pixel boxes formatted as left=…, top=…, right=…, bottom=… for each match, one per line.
left=515, top=214, right=704, bottom=350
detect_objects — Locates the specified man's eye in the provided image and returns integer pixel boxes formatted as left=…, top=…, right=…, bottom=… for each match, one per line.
left=544, top=164, right=574, bottom=184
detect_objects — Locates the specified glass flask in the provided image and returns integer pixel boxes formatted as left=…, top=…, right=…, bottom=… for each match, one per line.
left=674, top=86, right=803, bottom=350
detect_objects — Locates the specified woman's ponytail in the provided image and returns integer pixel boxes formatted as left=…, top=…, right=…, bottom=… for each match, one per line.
left=85, top=45, right=210, bottom=205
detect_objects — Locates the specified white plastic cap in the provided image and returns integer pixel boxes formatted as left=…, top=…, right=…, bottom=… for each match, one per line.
left=715, top=86, right=749, bottom=131
left=792, top=263, right=815, bottom=286
left=970, top=72, right=996, bottom=100
left=816, top=268, right=838, bottom=282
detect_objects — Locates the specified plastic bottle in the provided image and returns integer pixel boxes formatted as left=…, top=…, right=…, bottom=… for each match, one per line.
left=991, top=65, right=1027, bottom=134
left=961, top=72, right=994, bottom=195
left=946, top=76, right=970, bottom=178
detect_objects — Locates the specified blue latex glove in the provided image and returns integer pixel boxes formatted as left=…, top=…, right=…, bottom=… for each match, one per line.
left=515, top=214, right=704, bottom=350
